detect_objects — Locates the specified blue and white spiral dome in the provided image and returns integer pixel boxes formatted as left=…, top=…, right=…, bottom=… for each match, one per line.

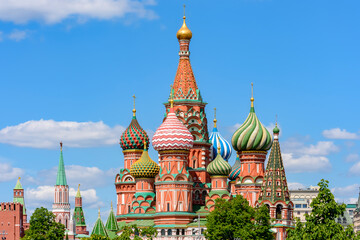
left=209, top=126, right=232, bottom=161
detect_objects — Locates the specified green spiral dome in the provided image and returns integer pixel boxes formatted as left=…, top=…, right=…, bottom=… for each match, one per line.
left=130, top=148, right=160, bottom=178
left=231, top=105, right=272, bottom=152
left=207, top=151, right=232, bottom=176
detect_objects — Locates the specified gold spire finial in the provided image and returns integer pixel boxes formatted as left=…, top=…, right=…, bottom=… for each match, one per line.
left=18, top=177, right=21, bottom=180
left=60, top=142, right=63, bottom=151
left=170, top=85, right=174, bottom=108
left=213, top=108, right=217, bottom=128
left=132, top=95, right=136, bottom=117
left=111, top=201, right=113, bottom=210
left=98, top=208, right=101, bottom=218
left=217, top=136, right=221, bottom=153
left=183, top=4, right=186, bottom=19
left=250, top=82, right=254, bottom=108
left=176, top=5, right=192, bottom=40
left=78, top=184, right=80, bottom=191
left=275, top=114, right=278, bottom=126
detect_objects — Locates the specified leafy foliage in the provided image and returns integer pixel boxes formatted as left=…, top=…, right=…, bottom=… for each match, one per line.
left=114, top=225, right=157, bottom=240
left=89, top=234, right=110, bottom=240
left=205, top=195, right=273, bottom=240
left=22, top=207, right=65, bottom=240
left=287, top=179, right=360, bottom=240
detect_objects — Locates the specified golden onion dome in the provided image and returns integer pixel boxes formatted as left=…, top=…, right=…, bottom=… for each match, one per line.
left=176, top=16, right=192, bottom=40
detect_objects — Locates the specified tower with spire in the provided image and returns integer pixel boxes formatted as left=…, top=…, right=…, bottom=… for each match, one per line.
left=231, top=84, right=273, bottom=206
left=256, top=124, right=293, bottom=240
left=164, top=6, right=212, bottom=192
left=53, top=142, right=71, bottom=229
left=13, top=177, right=29, bottom=230
left=73, top=184, right=89, bottom=236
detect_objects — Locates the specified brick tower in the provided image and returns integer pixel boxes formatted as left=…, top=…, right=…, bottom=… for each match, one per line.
left=53, top=142, right=71, bottom=229
left=256, top=125, right=293, bottom=240
left=13, top=177, right=29, bottom=230
left=164, top=12, right=211, bottom=199
left=231, top=84, right=273, bottom=207
left=73, top=184, right=89, bottom=235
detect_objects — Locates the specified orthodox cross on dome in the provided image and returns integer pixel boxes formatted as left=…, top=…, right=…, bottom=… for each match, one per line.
left=132, top=95, right=136, bottom=116
left=251, top=82, right=254, bottom=107
left=213, top=108, right=217, bottom=128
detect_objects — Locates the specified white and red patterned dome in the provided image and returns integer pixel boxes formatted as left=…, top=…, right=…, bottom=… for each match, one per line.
left=152, top=108, right=194, bottom=151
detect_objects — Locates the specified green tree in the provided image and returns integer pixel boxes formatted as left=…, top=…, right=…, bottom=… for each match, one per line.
left=287, top=179, right=360, bottom=240
left=89, top=234, right=110, bottom=240
left=22, top=207, right=65, bottom=240
left=116, top=225, right=157, bottom=240
left=205, top=195, right=273, bottom=240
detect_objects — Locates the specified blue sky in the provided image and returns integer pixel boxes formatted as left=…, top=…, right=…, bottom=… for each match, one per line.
left=0, top=0, right=360, bottom=230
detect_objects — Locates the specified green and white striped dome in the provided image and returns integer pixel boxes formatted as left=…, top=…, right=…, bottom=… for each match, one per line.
left=207, top=150, right=232, bottom=176
left=231, top=98, right=272, bottom=152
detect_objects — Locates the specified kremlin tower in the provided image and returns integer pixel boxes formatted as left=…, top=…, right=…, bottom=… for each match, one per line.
left=13, top=177, right=29, bottom=230
left=231, top=84, right=273, bottom=206
left=73, top=185, right=89, bottom=236
left=53, top=142, right=71, bottom=229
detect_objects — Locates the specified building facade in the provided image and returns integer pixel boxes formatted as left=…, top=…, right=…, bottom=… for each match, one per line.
left=0, top=202, right=24, bottom=239
left=289, top=186, right=319, bottom=222
left=110, top=11, right=293, bottom=240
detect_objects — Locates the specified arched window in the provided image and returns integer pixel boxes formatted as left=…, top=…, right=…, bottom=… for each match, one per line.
left=176, top=229, right=180, bottom=235
left=128, top=205, right=131, bottom=213
left=167, top=203, right=170, bottom=212
left=195, top=191, right=200, bottom=200
left=65, top=219, right=68, bottom=228
left=343, top=217, right=347, bottom=224
left=276, top=205, right=283, bottom=219
left=202, top=191, right=207, bottom=201
left=167, top=229, right=172, bottom=236
left=182, top=229, right=185, bottom=235
left=161, top=229, right=165, bottom=236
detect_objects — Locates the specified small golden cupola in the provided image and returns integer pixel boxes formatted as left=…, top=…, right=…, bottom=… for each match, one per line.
left=176, top=6, right=192, bottom=40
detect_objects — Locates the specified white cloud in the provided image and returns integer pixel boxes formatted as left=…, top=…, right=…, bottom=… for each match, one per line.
left=301, top=141, right=339, bottom=155
left=322, top=128, right=358, bottom=140
left=25, top=185, right=103, bottom=208
left=0, top=0, right=157, bottom=24
left=349, top=162, right=360, bottom=176
left=0, top=162, right=24, bottom=182
left=282, top=153, right=331, bottom=173
left=0, top=119, right=125, bottom=149
left=288, top=182, right=305, bottom=190
left=346, top=153, right=359, bottom=162
left=332, top=184, right=359, bottom=197
left=8, top=29, right=28, bottom=41
left=35, top=165, right=118, bottom=189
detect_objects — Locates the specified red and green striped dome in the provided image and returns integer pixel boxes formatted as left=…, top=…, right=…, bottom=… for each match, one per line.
left=120, top=115, right=149, bottom=150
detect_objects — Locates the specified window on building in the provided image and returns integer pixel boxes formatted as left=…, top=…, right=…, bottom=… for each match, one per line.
left=128, top=205, right=131, bottom=213
left=161, top=229, right=165, bottom=236
left=202, top=191, right=207, bottom=201
left=276, top=205, right=283, bottom=219
left=167, top=203, right=170, bottom=212
left=248, top=164, right=250, bottom=173
left=343, top=218, right=347, bottom=224
left=297, top=211, right=300, bottom=215
left=302, top=204, right=307, bottom=208
left=168, top=229, right=172, bottom=236
left=176, top=229, right=180, bottom=235
left=337, top=218, right=342, bottom=223
left=295, top=204, right=302, bottom=208
left=182, top=229, right=185, bottom=235
left=195, top=191, right=200, bottom=200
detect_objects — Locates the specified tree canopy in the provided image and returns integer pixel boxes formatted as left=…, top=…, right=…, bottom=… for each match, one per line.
left=205, top=195, right=273, bottom=240
left=22, top=207, right=65, bottom=240
left=287, top=179, right=360, bottom=240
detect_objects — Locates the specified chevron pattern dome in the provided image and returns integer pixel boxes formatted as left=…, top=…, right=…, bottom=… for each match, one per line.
left=229, top=155, right=241, bottom=180
left=207, top=151, right=232, bottom=176
left=231, top=105, right=272, bottom=152
left=152, top=108, right=194, bottom=151
left=120, top=115, right=149, bottom=151
left=130, top=147, right=160, bottom=178
left=209, top=127, right=232, bottom=161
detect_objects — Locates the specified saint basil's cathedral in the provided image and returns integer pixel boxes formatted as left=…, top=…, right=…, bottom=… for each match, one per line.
left=46, top=10, right=294, bottom=240
left=112, top=12, right=294, bottom=240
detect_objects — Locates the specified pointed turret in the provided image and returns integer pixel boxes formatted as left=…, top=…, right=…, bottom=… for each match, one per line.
left=56, top=142, right=67, bottom=186
left=91, top=209, right=109, bottom=238
left=13, top=177, right=28, bottom=228
left=105, top=202, right=119, bottom=233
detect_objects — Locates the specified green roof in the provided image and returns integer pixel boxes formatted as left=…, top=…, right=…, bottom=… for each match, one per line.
left=208, top=190, right=230, bottom=197
left=105, top=205, right=119, bottom=232
left=56, top=149, right=67, bottom=186
left=73, top=206, right=86, bottom=227
left=14, top=177, right=23, bottom=190
left=91, top=214, right=109, bottom=238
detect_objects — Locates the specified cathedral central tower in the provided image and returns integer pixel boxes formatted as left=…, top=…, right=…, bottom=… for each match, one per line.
left=164, top=12, right=211, bottom=198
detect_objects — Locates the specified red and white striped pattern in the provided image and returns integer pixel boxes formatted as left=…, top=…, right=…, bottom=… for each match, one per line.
left=152, top=109, right=194, bottom=151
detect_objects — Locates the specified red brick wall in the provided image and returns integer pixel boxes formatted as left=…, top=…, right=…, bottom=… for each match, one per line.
left=0, top=202, right=24, bottom=240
